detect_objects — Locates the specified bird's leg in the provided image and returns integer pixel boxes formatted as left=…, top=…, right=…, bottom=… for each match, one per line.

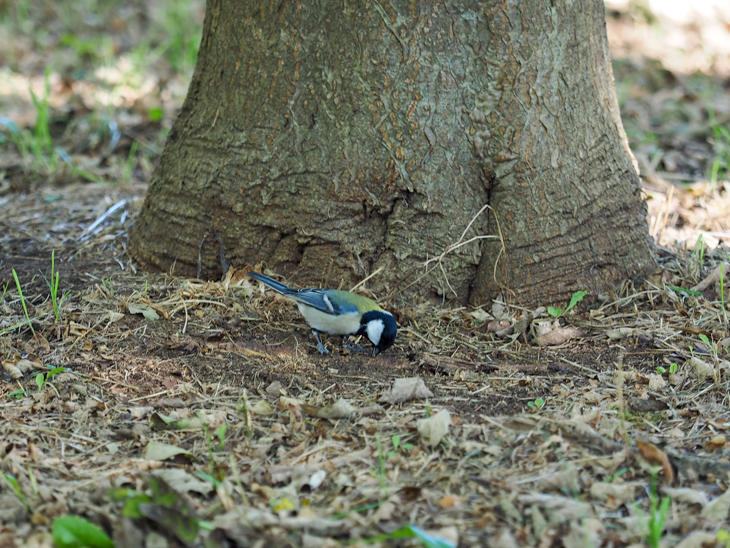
left=312, top=330, right=329, bottom=354
left=343, top=336, right=366, bottom=354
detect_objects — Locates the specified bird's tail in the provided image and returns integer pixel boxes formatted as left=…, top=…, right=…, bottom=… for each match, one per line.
left=247, top=271, right=295, bottom=295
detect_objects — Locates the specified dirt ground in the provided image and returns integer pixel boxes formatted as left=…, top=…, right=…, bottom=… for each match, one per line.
left=2, top=3, right=730, bottom=547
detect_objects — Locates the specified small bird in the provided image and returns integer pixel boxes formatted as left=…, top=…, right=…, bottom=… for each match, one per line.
left=248, top=271, right=397, bottom=356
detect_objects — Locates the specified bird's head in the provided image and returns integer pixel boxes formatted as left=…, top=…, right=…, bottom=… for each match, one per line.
left=360, top=311, right=398, bottom=356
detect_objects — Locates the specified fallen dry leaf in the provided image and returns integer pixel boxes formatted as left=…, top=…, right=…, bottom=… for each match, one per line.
left=251, top=399, right=275, bottom=416
left=705, top=434, right=726, bottom=451
left=380, top=377, right=433, bottom=404
left=589, top=482, right=641, bottom=508
left=701, top=488, right=730, bottom=522
left=127, top=302, right=160, bottom=320
left=127, top=405, right=153, bottom=419
left=144, top=441, right=191, bottom=461
left=469, top=308, right=490, bottom=322
left=2, top=356, right=41, bottom=379
left=316, top=399, right=356, bottom=420
left=438, top=494, right=462, bottom=508
left=306, top=469, right=326, bottom=490
left=647, top=373, right=666, bottom=391
left=266, top=380, right=284, bottom=397
left=606, top=327, right=636, bottom=340
left=688, top=356, right=714, bottom=380
left=487, top=319, right=511, bottom=333
left=517, top=493, right=591, bottom=523
left=417, top=409, right=451, bottom=447
left=662, top=487, right=709, bottom=506
left=636, top=439, right=674, bottom=483
left=1, top=360, right=22, bottom=379
left=536, top=326, right=582, bottom=346
left=152, top=468, right=214, bottom=495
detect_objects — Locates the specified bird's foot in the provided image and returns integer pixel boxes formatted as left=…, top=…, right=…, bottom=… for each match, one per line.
left=313, top=330, right=330, bottom=354
left=344, top=339, right=367, bottom=354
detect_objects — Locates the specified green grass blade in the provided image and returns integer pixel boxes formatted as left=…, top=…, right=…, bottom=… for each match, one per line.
left=12, top=269, right=34, bottom=335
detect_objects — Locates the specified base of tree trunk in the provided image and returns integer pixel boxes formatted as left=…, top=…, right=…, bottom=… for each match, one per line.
left=130, top=0, right=655, bottom=307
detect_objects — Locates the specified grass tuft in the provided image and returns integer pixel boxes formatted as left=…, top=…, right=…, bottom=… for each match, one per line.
left=11, top=268, right=34, bottom=335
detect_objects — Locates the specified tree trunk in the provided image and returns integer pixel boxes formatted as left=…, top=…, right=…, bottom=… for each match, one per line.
left=129, top=0, right=654, bottom=307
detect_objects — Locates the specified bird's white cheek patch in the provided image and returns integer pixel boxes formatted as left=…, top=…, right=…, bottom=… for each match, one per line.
left=366, top=319, right=385, bottom=345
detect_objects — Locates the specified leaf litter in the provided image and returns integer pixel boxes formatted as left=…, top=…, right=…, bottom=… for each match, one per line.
left=1, top=2, right=730, bottom=546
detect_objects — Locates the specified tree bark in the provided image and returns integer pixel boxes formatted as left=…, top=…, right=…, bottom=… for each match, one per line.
left=129, top=0, right=654, bottom=307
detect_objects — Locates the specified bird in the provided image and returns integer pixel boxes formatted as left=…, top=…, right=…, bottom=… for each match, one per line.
left=247, top=271, right=397, bottom=356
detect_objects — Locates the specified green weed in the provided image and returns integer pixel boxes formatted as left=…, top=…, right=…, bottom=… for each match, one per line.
left=603, top=467, right=628, bottom=483
left=707, top=107, right=730, bottom=186
left=698, top=333, right=721, bottom=383
left=201, top=416, right=227, bottom=457
left=372, top=435, right=416, bottom=497
left=3, top=473, right=28, bottom=508
left=374, top=437, right=389, bottom=495
left=330, top=501, right=382, bottom=520
left=633, top=468, right=671, bottom=548
left=0, top=70, right=54, bottom=175
left=0, top=67, right=105, bottom=183
left=43, top=250, right=70, bottom=321
left=548, top=290, right=587, bottom=318
left=7, top=388, right=27, bottom=400
left=123, top=140, right=139, bottom=183
left=198, top=415, right=229, bottom=493
left=1, top=0, right=31, bottom=31
left=56, top=147, right=105, bottom=183
left=646, top=470, right=671, bottom=548
left=100, top=277, right=114, bottom=296
left=148, top=106, right=164, bottom=122
left=214, top=422, right=227, bottom=451
left=720, top=262, right=727, bottom=324
left=699, top=333, right=717, bottom=356
left=718, top=529, right=730, bottom=548
left=692, top=234, right=705, bottom=278
left=11, top=268, right=34, bottom=335
left=35, top=366, right=67, bottom=390
left=667, top=285, right=702, bottom=297
left=29, top=68, right=54, bottom=163
left=110, top=476, right=203, bottom=540
left=655, top=362, right=678, bottom=375
left=193, top=470, right=222, bottom=489
left=52, top=515, right=113, bottom=548
left=0, top=320, right=28, bottom=337
left=389, top=434, right=414, bottom=455
left=157, top=2, right=202, bottom=73
left=360, top=523, right=455, bottom=547
left=527, top=397, right=546, bottom=411
left=125, top=2, right=202, bottom=78
left=237, top=389, right=253, bottom=438
left=59, top=33, right=114, bottom=63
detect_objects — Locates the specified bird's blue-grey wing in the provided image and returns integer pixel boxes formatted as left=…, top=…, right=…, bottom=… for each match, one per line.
left=248, top=272, right=296, bottom=295
left=291, top=289, right=358, bottom=316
